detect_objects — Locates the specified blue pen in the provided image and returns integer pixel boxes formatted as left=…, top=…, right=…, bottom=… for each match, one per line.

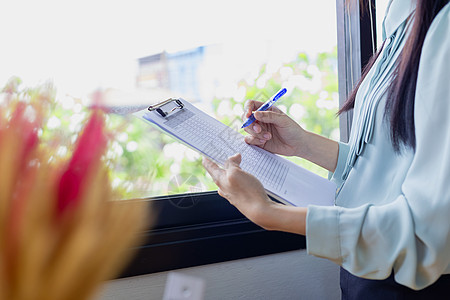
left=241, top=88, right=287, bottom=128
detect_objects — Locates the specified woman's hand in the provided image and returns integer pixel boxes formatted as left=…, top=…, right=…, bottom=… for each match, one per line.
left=243, top=100, right=309, bottom=157
left=202, top=153, right=275, bottom=227
left=202, top=153, right=307, bottom=235
left=243, top=100, right=339, bottom=172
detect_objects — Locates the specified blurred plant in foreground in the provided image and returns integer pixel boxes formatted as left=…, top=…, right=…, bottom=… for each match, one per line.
left=0, top=79, right=148, bottom=300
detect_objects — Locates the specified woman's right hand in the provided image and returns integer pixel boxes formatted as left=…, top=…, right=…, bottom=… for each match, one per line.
left=243, top=100, right=308, bottom=158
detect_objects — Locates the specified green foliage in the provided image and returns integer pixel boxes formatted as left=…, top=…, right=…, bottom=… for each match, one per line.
left=210, top=48, right=340, bottom=179
left=2, top=47, right=340, bottom=199
left=94, top=47, right=340, bottom=198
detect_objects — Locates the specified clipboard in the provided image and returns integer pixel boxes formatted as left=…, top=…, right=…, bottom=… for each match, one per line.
left=134, top=97, right=336, bottom=207
left=148, top=98, right=185, bottom=117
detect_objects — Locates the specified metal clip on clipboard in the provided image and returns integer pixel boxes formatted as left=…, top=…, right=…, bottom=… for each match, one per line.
left=148, top=98, right=184, bottom=118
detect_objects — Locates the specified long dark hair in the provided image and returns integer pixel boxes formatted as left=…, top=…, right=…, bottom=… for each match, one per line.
left=339, top=0, right=450, bottom=152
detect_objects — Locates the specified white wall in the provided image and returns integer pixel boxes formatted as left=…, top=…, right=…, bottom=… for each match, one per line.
left=97, top=250, right=340, bottom=300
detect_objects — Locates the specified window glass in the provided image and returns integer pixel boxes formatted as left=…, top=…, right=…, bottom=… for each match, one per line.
left=1, top=0, right=338, bottom=199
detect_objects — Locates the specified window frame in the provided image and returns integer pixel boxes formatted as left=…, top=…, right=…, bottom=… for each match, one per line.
left=119, top=0, right=377, bottom=279
left=337, top=0, right=377, bottom=142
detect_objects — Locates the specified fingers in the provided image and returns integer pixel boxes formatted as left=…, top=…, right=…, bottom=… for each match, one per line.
left=244, top=99, right=283, bottom=116
left=244, top=100, right=264, bottom=118
left=226, top=153, right=242, bottom=168
left=204, top=155, right=241, bottom=199
left=243, top=120, right=272, bottom=145
left=243, top=122, right=264, bottom=135
left=244, top=135, right=267, bottom=147
left=254, top=110, right=287, bottom=126
left=243, top=118, right=272, bottom=140
left=202, top=157, right=225, bottom=186
left=243, top=102, right=284, bottom=141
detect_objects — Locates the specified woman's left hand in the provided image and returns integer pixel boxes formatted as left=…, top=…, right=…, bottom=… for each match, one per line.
left=203, top=153, right=308, bottom=235
left=202, top=153, right=275, bottom=228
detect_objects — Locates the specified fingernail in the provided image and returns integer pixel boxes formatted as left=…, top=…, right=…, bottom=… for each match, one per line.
left=259, top=139, right=265, bottom=144
left=263, top=133, right=270, bottom=139
left=253, top=125, right=258, bottom=131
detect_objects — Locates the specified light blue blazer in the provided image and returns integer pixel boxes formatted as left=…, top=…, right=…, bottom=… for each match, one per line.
left=306, top=0, right=450, bottom=290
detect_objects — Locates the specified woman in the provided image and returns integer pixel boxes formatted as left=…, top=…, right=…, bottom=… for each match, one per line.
left=203, top=0, right=450, bottom=298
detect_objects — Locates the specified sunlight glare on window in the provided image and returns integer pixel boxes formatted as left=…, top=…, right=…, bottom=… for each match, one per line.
left=0, top=0, right=339, bottom=199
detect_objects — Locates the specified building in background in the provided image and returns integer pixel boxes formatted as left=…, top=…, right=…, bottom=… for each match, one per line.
left=136, top=43, right=278, bottom=106
left=137, top=46, right=206, bottom=103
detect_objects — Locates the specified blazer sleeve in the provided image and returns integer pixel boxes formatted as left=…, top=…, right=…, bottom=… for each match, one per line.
left=306, top=4, right=450, bottom=290
left=328, top=141, right=350, bottom=188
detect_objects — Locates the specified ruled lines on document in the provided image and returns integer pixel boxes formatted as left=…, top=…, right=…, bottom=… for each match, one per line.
left=165, top=109, right=288, bottom=191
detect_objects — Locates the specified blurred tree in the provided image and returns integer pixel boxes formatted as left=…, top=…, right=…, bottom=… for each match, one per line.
left=3, top=47, right=339, bottom=199
left=107, top=47, right=340, bottom=198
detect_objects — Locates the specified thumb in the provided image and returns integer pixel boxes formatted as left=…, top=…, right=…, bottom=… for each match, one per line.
left=226, top=153, right=242, bottom=168
left=254, top=110, right=288, bottom=126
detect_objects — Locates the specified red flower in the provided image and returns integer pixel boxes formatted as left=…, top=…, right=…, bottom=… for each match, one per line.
left=57, top=110, right=108, bottom=215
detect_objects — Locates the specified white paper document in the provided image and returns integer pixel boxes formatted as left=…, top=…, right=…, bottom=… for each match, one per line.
left=134, top=98, right=336, bottom=207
